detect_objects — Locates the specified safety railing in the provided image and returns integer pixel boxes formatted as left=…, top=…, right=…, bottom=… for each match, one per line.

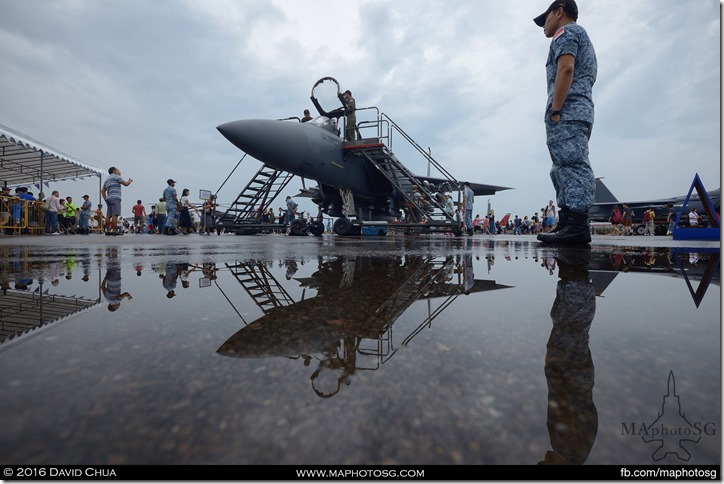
left=0, top=196, right=45, bottom=234
left=0, top=197, right=106, bottom=235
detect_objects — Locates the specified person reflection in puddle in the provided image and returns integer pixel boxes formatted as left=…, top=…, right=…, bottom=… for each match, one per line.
left=310, top=337, right=360, bottom=399
left=539, top=248, right=598, bottom=465
left=102, top=252, right=132, bottom=312
left=161, top=260, right=180, bottom=298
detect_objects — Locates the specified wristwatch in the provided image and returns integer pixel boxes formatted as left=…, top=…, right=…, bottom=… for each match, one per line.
left=549, top=108, right=561, bottom=117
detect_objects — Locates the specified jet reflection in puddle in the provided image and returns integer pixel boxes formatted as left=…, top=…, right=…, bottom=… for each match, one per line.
left=216, top=255, right=512, bottom=398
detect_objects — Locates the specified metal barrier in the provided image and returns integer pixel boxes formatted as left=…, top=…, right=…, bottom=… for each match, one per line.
left=0, top=197, right=58, bottom=235
left=0, top=196, right=34, bottom=234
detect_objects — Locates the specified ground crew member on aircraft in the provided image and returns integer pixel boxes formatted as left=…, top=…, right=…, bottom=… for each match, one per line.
left=301, top=109, right=313, bottom=123
left=534, top=0, right=597, bottom=244
left=338, top=90, right=356, bottom=142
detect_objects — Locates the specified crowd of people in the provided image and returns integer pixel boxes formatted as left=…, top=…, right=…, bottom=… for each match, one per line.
left=0, top=168, right=222, bottom=236
left=0, top=185, right=101, bottom=236
left=0, top=164, right=710, bottom=238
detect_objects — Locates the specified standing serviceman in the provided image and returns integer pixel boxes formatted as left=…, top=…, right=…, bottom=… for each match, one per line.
left=101, top=166, right=133, bottom=236
left=78, top=194, right=92, bottom=235
left=338, top=89, right=357, bottom=142
left=462, top=181, right=475, bottom=236
left=534, top=0, right=597, bottom=244
left=163, top=179, right=179, bottom=235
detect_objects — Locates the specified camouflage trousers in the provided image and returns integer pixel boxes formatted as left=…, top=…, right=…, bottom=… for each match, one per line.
left=165, top=206, right=178, bottom=230
left=545, top=120, right=595, bottom=214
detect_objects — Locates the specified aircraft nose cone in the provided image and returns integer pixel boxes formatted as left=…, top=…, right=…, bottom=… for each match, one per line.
left=217, top=119, right=307, bottom=170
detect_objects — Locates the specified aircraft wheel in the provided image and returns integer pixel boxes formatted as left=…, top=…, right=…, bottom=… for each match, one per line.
left=333, top=218, right=352, bottom=236
left=309, top=221, right=324, bottom=236
left=452, top=227, right=463, bottom=237
left=289, top=220, right=305, bottom=236
left=654, top=225, right=667, bottom=236
left=634, top=224, right=646, bottom=236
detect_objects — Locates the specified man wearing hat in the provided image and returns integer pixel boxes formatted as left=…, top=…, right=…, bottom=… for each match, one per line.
left=533, top=0, right=597, bottom=244
left=162, top=179, right=179, bottom=235
left=77, top=194, right=93, bottom=234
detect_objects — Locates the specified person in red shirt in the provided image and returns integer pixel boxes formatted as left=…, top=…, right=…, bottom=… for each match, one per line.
left=131, top=200, right=147, bottom=234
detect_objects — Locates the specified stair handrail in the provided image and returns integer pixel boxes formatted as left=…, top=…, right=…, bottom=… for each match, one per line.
left=379, top=113, right=459, bottom=188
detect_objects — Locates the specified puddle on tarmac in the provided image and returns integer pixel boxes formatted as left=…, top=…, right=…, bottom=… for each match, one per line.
left=0, top=239, right=719, bottom=465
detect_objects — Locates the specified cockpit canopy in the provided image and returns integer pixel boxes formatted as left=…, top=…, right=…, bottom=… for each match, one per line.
left=310, top=116, right=338, bottom=134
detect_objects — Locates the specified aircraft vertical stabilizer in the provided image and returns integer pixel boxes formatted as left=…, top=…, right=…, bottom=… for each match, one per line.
left=594, top=178, right=618, bottom=204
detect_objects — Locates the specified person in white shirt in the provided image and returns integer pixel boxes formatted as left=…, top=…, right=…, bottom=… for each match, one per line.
left=688, top=208, right=700, bottom=226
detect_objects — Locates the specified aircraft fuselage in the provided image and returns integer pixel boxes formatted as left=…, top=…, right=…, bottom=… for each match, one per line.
left=218, top=118, right=385, bottom=199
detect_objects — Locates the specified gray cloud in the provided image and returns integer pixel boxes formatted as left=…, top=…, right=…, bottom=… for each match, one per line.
left=0, top=0, right=719, bottom=220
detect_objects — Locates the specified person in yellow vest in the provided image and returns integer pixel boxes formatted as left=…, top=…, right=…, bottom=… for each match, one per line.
left=64, top=196, right=78, bottom=234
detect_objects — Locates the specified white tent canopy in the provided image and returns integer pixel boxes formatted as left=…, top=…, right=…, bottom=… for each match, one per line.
left=0, top=122, right=103, bottom=188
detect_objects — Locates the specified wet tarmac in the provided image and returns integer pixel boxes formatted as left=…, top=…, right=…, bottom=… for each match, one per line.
left=0, top=233, right=720, bottom=466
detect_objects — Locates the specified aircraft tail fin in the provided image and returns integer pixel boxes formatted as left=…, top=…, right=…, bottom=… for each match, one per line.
left=595, top=178, right=618, bottom=204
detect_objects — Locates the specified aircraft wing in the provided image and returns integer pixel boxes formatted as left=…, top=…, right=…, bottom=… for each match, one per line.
left=415, top=176, right=513, bottom=196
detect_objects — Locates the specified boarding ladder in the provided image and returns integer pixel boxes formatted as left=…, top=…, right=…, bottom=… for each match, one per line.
left=225, top=261, right=295, bottom=314
left=216, top=164, right=294, bottom=230
left=345, top=144, right=454, bottom=223
left=344, top=113, right=461, bottom=224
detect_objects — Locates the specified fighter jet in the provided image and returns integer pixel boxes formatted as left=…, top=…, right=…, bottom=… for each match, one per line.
left=588, top=178, right=720, bottom=235
left=215, top=77, right=511, bottom=236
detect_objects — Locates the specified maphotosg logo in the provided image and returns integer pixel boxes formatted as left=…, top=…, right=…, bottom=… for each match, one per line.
left=621, top=371, right=716, bottom=461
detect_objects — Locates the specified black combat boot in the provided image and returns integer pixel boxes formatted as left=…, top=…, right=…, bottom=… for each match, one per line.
left=538, top=210, right=591, bottom=245
left=548, top=208, right=570, bottom=234
left=554, top=246, right=592, bottom=281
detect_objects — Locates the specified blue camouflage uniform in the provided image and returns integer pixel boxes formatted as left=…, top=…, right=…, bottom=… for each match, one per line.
left=78, top=198, right=92, bottom=233
left=545, top=22, right=597, bottom=214
left=463, top=185, right=475, bottom=235
left=163, top=185, right=178, bottom=232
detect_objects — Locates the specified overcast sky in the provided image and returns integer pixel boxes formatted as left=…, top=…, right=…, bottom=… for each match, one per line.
left=0, top=0, right=720, bottom=220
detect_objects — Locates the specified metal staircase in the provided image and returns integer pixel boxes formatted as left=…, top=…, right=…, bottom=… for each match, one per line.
left=345, top=143, right=456, bottom=223
left=216, top=164, right=294, bottom=231
left=225, top=261, right=296, bottom=314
